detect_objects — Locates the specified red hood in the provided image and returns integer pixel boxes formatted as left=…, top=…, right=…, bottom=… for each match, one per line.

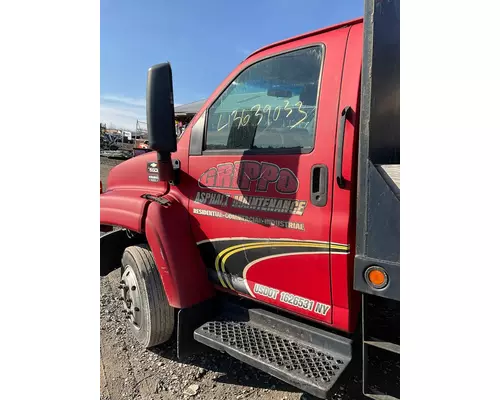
left=106, top=151, right=169, bottom=195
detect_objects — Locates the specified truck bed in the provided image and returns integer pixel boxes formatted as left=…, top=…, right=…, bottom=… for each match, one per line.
left=377, top=164, right=400, bottom=191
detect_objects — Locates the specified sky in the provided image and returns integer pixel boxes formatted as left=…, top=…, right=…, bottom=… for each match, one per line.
left=100, top=0, right=363, bottom=131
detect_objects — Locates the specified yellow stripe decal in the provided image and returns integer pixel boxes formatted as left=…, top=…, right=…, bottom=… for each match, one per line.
left=213, top=240, right=349, bottom=290
left=220, top=242, right=331, bottom=290
left=215, top=241, right=292, bottom=290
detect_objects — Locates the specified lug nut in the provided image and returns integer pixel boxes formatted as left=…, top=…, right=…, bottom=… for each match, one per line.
left=131, top=286, right=136, bottom=291
left=134, top=307, right=140, bottom=312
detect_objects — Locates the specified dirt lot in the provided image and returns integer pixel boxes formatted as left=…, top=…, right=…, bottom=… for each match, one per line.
left=100, top=157, right=363, bottom=400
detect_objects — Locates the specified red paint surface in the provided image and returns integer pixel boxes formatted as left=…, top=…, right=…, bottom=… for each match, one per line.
left=106, top=152, right=169, bottom=195
left=145, top=201, right=215, bottom=308
left=244, top=253, right=332, bottom=323
left=329, top=22, right=364, bottom=332
left=246, top=17, right=363, bottom=60
left=100, top=189, right=150, bottom=232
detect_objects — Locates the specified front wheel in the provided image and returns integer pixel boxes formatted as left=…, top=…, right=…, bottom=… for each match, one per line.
left=120, top=244, right=175, bottom=348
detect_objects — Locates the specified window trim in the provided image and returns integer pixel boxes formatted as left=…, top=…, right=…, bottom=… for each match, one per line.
left=198, top=43, right=326, bottom=156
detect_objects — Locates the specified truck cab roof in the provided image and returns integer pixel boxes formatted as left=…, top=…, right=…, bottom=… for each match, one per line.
left=246, top=17, right=363, bottom=60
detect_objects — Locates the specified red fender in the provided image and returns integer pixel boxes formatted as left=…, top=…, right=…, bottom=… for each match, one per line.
left=145, top=199, right=215, bottom=308
left=100, top=189, right=149, bottom=232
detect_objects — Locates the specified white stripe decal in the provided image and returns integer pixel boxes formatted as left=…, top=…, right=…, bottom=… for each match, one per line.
left=242, top=251, right=339, bottom=298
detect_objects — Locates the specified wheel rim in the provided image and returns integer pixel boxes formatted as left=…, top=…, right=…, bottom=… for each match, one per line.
left=120, top=265, right=143, bottom=330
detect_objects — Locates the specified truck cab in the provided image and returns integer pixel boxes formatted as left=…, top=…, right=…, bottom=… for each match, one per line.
left=183, top=18, right=363, bottom=332
left=101, top=1, right=399, bottom=398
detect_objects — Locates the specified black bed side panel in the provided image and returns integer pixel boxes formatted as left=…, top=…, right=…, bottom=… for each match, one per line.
left=354, top=0, right=400, bottom=301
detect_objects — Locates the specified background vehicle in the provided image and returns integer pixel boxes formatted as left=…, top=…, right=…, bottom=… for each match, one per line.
left=100, top=0, right=400, bottom=398
left=122, top=130, right=132, bottom=142
left=100, top=133, right=120, bottom=151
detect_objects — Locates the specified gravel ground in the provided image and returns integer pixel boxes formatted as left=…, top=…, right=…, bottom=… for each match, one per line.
left=100, top=157, right=364, bottom=400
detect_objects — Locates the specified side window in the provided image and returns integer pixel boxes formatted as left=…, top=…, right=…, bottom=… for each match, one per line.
left=205, top=46, right=323, bottom=151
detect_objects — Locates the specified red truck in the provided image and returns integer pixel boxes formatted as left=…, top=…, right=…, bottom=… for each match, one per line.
left=100, top=1, right=400, bottom=398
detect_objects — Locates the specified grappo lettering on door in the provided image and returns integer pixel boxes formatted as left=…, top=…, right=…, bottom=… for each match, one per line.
left=198, top=161, right=299, bottom=194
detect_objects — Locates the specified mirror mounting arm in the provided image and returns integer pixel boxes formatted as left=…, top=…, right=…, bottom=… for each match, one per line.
left=157, top=151, right=174, bottom=183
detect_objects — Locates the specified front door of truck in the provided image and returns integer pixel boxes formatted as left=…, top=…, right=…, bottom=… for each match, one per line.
left=185, top=30, right=350, bottom=324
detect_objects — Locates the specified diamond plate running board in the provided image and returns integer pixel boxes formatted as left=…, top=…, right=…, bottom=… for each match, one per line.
left=194, top=306, right=352, bottom=399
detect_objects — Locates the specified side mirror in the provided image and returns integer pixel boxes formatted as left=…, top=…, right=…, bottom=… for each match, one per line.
left=146, top=62, right=177, bottom=181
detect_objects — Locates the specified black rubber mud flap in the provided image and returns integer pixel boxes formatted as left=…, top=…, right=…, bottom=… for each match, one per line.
left=194, top=305, right=352, bottom=399
left=362, top=294, right=400, bottom=400
left=176, top=298, right=217, bottom=359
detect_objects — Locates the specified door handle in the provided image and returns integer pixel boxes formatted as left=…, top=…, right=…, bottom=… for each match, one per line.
left=336, top=106, right=352, bottom=189
left=311, top=164, right=328, bottom=207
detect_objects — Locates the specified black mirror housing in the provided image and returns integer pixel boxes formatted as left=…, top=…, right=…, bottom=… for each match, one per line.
left=146, top=62, right=177, bottom=154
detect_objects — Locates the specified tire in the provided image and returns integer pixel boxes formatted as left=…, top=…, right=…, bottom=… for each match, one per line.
left=120, top=244, right=175, bottom=348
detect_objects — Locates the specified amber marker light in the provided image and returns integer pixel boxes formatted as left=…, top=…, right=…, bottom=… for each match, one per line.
left=364, top=266, right=389, bottom=290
